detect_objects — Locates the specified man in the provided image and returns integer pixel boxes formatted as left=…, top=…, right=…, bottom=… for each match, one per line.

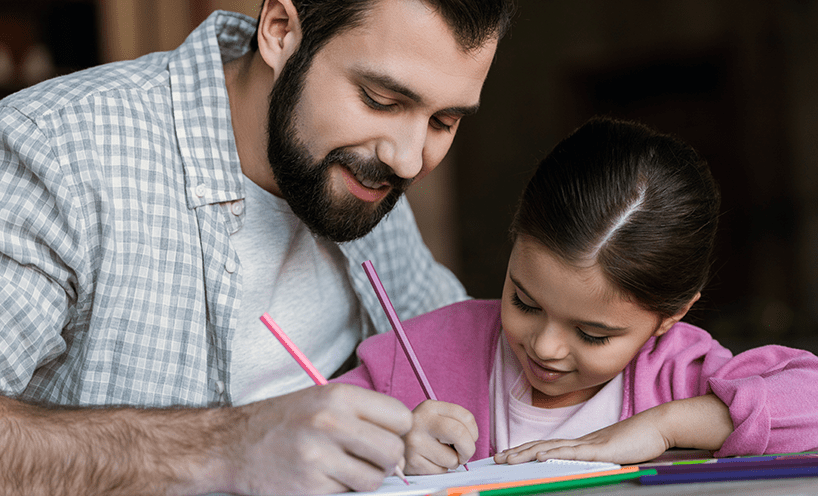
left=0, top=0, right=512, bottom=494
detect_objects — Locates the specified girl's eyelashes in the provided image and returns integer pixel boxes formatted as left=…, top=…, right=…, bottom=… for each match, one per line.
left=510, top=291, right=538, bottom=314
left=576, top=329, right=610, bottom=346
left=511, top=290, right=612, bottom=346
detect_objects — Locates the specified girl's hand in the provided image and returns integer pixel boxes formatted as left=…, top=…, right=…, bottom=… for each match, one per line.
left=403, top=400, right=478, bottom=475
left=494, top=408, right=670, bottom=466
left=493, top=394, right=733, bottom=466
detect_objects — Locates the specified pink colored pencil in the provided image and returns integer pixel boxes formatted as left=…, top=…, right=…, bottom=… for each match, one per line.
left=259, top=312, right=409, bottom=484
left=260, top=312, right=328, bottom=385
left=361, top=260, right=469, bottom=470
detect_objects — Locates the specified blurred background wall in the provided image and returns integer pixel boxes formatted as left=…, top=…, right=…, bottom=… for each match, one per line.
left=1, top=0, right=817, bottom=354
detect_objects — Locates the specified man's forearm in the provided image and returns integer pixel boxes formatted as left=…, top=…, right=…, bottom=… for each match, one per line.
left=1, top=383, right=414, bottom=495
left=0, top=395, right=240, bottom=495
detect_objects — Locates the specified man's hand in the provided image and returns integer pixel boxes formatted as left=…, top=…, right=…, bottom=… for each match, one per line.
left=402, top=400, right=477, bottom=475
left=212, top=383, right=413, bottom=495
left=1, top=384, right=413, bottom=496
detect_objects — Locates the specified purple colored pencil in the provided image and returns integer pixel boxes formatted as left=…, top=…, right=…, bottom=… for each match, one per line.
left=362, top=260, right=438, bottom=400
left=361, top=260, right=469, bottom=471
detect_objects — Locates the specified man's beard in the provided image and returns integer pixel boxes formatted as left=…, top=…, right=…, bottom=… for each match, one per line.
left=265, top=49, right=411, bottom=243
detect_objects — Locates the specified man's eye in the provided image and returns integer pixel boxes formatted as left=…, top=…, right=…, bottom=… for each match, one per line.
left=431, top=116, right=454, bottom=132
left=360, top=88, right=393, bottom=110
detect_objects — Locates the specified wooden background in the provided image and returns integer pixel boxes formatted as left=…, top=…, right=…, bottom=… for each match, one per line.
left=2, top=0, right=817, bottom=354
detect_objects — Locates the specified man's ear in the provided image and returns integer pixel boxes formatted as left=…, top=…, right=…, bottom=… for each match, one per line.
left=257, top=0, right=302, bottom=79
left=653, top=292, right=701, bottom=337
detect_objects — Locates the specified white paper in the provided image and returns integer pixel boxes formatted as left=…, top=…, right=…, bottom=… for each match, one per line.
left=329, top=457, right=620, bottom=495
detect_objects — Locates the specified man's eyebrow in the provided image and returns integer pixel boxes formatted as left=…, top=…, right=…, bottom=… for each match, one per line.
left=438, top=103, right=480, bottom=118
left=355, top=68, right=480, bottom=117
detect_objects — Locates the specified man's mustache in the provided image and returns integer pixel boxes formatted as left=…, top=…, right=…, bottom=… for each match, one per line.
left=323, top=149, right=413, bottom=192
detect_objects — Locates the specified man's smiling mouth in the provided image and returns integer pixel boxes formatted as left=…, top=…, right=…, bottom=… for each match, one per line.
left=340, top=166, right=390, bottom=202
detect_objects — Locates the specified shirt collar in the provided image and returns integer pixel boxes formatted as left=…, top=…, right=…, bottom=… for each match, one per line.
left=169, top=10, right=254, bottom=209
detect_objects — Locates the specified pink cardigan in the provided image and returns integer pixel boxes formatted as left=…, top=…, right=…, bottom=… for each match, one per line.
left=334, top=300, right=818, bottom=461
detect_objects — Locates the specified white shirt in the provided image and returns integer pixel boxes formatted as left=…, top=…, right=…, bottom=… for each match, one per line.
left=229, top=176, right=361, bottom=405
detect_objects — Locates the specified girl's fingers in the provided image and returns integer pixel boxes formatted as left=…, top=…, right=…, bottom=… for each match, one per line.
left=405, top=441, right=460, bottom=474
left=495, top=439, right=574, bottom=464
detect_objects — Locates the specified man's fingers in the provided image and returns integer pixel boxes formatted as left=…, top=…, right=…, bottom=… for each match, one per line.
left=337, top=384, right=413, bottom=436
left=332, top=412, right=407, bottom=473
left=310, top=385, right=410, bottom=473
left=236, top=384, right=413, bottom=494
left=324, top=450, right=399, bottom=493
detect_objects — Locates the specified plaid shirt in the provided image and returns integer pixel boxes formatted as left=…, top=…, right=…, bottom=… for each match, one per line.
left=0, top=11, right=466, bottom=407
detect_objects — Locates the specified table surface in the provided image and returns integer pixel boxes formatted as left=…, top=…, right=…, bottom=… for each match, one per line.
left=541, top=449, right=818, bottom=495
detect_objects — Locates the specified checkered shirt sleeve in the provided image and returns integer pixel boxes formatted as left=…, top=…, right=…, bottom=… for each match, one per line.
left=0, top=12, right=257, bottom=405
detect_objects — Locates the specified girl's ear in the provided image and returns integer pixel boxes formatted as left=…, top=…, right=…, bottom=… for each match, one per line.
left=256, top=0, right=302, bottom=80
left=653, top=292, right=701, bottom=337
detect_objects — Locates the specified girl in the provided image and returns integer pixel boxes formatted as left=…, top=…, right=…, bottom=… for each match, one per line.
left=334, top=116, right=818, bottom=475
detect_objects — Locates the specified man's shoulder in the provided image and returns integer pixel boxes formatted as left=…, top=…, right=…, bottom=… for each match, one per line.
left=0, top=53, right=171, bottom=121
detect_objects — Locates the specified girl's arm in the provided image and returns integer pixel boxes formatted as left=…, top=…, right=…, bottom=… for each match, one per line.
left=495, top=393, right=733, bottom=465
left=625, top=325, right=818, bottom=457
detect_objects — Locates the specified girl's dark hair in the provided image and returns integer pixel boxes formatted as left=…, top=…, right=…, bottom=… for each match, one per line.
left=248, top=0, right=515, bottom=54
left=510, top=116, right=721, bottom=319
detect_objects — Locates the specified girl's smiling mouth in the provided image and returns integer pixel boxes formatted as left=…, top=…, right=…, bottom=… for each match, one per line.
left=527, top=357, right=570, bottom=383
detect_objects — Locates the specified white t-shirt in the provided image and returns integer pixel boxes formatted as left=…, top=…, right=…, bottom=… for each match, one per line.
left=490, top=333, right=623, bottom=452
left=228, top=176, right=362, bottom=405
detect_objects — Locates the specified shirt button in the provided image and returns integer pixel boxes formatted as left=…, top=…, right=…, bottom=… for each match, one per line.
left=215, top=380, right=225, bottom=395
left=231, top=201, right=244, bottom=216
left=195, top=183, right=207, bottom=198
left=225, top=258, right=237, bottom=273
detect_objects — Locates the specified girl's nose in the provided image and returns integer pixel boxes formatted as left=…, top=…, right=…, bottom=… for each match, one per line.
left=531, top=325, right=570, bottom=361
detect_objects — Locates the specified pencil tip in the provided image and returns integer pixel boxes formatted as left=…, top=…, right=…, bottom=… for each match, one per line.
left=394, top=465, right=409, bottom=485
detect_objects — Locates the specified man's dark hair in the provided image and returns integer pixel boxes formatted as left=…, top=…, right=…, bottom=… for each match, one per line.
left=248, top=0, right=515, bottom=55
left=511, top=117, right=721, bottom=320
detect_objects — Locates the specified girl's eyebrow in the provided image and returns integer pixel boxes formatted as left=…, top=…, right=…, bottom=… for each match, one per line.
left=576, top=320, right=627, bottom=332
left=510, top=275, right=626, bottom=332
left=509, top=275, right=538, bottom=304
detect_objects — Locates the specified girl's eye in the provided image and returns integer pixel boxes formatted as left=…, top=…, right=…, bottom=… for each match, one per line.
left=511, top=292, right=538, bottom=314
left=576, top=329, right=610, bottom=346
left=360, top=88, right=393, bottom=111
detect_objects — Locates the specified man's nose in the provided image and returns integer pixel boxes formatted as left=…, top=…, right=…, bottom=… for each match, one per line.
left=376, top=120, right=426, bottom=179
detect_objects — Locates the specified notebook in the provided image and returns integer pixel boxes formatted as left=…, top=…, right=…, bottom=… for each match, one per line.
left=328, top=457, right=633, bottom=496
